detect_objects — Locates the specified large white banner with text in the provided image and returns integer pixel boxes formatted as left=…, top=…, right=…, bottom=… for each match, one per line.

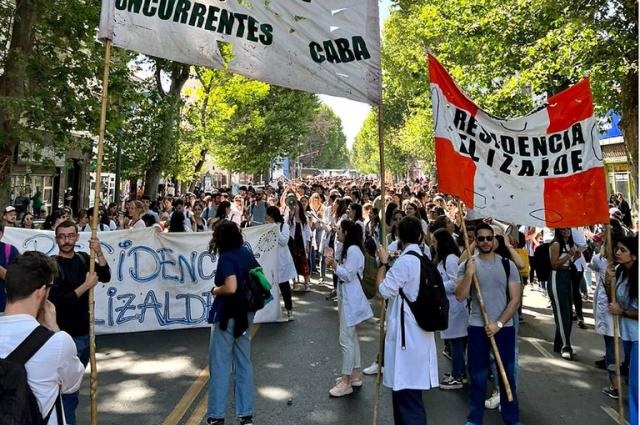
left=99, top=0, right=381, bottom=104
left=4, top=225, right=283, bottom=334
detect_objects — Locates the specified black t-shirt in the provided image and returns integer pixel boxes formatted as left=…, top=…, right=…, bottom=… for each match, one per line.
left=49, top=252, right=111, bottom=337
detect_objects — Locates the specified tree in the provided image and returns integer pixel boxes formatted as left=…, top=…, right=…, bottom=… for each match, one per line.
left=0, top=1, right=144, bottom=207
left=303, top=104, right=350, bottom=169
left=382, top=0, right=638, bottom=199
left=181, top=67, right=270, bottom=190
left=209, top=86, right=319, bottom=177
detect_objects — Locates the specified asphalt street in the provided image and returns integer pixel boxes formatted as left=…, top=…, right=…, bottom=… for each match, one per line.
left=77, top=276, right=631, bottom=425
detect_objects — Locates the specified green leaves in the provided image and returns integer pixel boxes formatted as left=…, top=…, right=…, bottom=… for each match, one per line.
left=355, top=0, right=637, bottom=186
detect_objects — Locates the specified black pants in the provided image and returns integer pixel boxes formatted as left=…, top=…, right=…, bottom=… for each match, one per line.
left=391, top=389, right=427, bottom=425
left=278, top=281, right=292, bottom=311
left=570, top=269, right=584, bottom=320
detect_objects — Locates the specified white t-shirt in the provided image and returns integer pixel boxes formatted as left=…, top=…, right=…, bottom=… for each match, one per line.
left=0, top=314, right=84, bottom=424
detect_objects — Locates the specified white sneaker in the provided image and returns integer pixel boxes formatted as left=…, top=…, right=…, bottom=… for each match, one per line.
left=485, top=390, right=500, bottom=409
left=363, top=362, right=382, bottom=375
left=287, top=310, right=294, bottom=321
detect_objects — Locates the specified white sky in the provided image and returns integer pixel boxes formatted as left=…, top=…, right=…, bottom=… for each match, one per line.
left=321, top=0, right=391, bottom=149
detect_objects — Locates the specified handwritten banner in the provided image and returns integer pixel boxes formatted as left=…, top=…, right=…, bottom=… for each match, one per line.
left=429, top=54, right=608, bottom=227
left=3, top=225, right=282, bottom=334
left=98, top=0, right=381, bottom=104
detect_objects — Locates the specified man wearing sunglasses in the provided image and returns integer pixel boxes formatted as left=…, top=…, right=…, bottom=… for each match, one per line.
left=455, top=222, right=522, bottom=425
left=48, top=220, right=111, bottom=425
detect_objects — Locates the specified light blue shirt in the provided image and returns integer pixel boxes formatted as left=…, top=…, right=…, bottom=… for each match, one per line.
left=616, top=274, right=638, bottom=342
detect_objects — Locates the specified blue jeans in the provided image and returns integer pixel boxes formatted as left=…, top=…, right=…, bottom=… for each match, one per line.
left=448, top=337, right=466, bottom=379
left=391, top=389, right=427, bottom=425
left=490, top=312, right=520, bottom=386
left=207, top=316, right=254, bottom=420
left=63, top=335, right=89, bottom=425
left=467, top=326, right=520, bottom=425
left=629, top=341, right=638, bottom=425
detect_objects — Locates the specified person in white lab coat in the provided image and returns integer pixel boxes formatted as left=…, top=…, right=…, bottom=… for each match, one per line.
left=375, top=216, right=439, bottom=425
left=325, top=219, right=373, bottom=397
left=265, top=206, right=298, bottom=321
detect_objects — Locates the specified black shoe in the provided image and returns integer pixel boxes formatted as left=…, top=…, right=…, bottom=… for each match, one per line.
left=206, top=419, right=224, bottom=425
left=325, top=289, right=337, bottom=300
left=595, top=358, right=606, bottom=369
left=578, top=320, right=586, bottom=329
left=240, top=417, right=254, bottom=425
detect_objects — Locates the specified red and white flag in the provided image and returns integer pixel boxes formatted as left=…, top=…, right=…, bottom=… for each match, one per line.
left=428, top=54, right=609, bottom=228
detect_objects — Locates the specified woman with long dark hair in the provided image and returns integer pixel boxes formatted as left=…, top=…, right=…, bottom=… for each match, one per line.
left=21, top=212, right=35, bottom=229
left=265, top=206, right=298, bottom=320
left=325, top=220, right=373, bottom=397
left=206, top=221, right=260, bottom=425
left=348, top=202, right=365, bottom=242
left=289, top=200, right=311, bottom=291
left=607, top=235, right=638, bottom=409
left=168, top=211, right=188, bottom=232
left=548, top=228, right=578, bottom=360
left=432, top=228, right=467, bottom=389
left=209, top=201, right=231, bottom=230
left=191, top=202, right=209, bottom=232
left=327, top=198, right=351, bottom=299
left=366, top=207, right=381, bottom=244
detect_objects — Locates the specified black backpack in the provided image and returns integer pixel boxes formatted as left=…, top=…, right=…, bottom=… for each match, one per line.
left=0, top=326, right=63, bottom=425
left=241, top=267, right=273, bottom=313
left=533, top=242, right=552, bottom=281
left=399, top=251, right=449, bottom=348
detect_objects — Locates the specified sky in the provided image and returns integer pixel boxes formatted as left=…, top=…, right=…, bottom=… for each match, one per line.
left=320, top=0, right=392, bottom=150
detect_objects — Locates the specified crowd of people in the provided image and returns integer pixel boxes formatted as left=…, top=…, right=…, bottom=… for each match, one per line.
left=0, top=175, right=637, bottom=425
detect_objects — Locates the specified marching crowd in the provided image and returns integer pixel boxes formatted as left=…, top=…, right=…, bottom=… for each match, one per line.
left=0, top=176, right=637, bottom=425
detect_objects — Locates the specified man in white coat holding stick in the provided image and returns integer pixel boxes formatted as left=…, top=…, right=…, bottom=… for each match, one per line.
left=375, top=216, right=439, bottom=425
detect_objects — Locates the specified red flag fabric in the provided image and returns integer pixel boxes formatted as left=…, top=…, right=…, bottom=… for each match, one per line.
left=429, top=54, right=609, bottom=228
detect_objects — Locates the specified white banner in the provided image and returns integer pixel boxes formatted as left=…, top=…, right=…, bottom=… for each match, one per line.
left=3, top=225, right=283, bottom=334
left=99, top=0, right=381, bottom=104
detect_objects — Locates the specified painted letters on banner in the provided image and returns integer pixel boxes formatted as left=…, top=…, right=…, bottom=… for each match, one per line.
left=3, top=225, right=283, bottom=335
left=429, top=54, right=609, bottom=228
left=99, top=0, right=381, bottom=104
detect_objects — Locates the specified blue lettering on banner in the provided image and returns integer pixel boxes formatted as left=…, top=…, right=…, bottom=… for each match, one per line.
left=22, top=234, right=58, bottom=255
left=158, top=247, right=180, bottom=282
left=114, top=241, right=217, bottom=285
left=105, top=287, right=213, bottom=327
left=137, top=290, right=164, bottom=324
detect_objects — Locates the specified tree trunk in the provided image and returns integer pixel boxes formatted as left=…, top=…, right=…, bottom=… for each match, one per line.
left=189, top=147, right=208, bottom=192
left=142, top=61, right=190, bottom=199
left=619, top=69, right=638, bottom=212
left=144, top=164, right=162, bottom=200
left=0, top=0, right=40, bottom=208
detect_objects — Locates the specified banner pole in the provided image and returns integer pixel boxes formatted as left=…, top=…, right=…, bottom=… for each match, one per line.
left=372, top=100, right=386, bottom=425
left=89, top=38, right=112, bottom=425
left=605, top=226, right=625, bottom=423
left=456, top=200, right=513, bottom=402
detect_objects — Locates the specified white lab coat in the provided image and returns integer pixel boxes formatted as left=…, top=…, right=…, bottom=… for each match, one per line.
left=379, top=244, right=439, bottom=391
left=277, top=222, right=298, bottom=283
left=438, top=254, right=468, bottom=339
left=589, top=253, right=614, bottom=337
left=335, top=246, right=373, bottom=327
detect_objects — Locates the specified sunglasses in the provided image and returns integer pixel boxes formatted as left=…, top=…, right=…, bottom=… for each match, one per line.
left=477, top=236, right=494, bottom=242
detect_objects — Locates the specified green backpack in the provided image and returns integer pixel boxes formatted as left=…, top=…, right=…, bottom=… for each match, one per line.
left=358, top=253, right=378, bottom=299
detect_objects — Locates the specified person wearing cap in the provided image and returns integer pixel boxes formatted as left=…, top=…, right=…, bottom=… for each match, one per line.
left=3, top=205, right=17, bottom=227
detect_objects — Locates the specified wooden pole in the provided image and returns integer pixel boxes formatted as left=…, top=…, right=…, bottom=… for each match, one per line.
left=456, top=200, right=513, bottom=401
left=605, top=226, right=625, bottom=423
left=372, top=101, right=386, bottom=425
left=88, top=39, right=112, bottom=425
